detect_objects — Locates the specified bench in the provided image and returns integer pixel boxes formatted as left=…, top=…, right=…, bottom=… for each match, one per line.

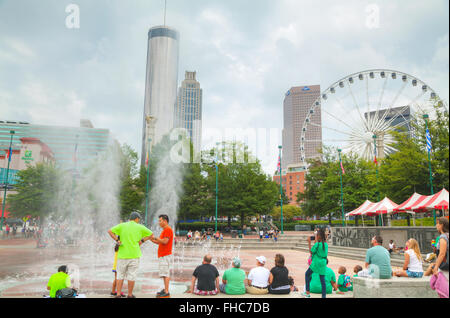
left=353, top=276, right=438, bottom=298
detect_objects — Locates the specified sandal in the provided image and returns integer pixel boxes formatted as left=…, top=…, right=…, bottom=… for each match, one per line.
left=127, top=295, right=136, bottom=298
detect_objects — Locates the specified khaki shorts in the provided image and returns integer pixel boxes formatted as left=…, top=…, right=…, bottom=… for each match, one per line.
left=246, top=285, right=269, bottom=295
left=117, top=258, right=140, bottom=281
left=158, top=255, right=171, bottom=277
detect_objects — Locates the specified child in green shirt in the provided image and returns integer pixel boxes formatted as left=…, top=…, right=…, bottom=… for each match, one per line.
left=337, top=266, right=352, bottom=292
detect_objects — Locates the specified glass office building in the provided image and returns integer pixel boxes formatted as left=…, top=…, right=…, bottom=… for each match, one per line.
left=0, top=120, right=110, bottom=171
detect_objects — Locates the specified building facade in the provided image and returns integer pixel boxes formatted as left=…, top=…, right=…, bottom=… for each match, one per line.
left=0, top=120, right=110, bottom=171
left=174, top=71, right=203, bottom=153
left=273, top=164, right=306, bottom=205
left=282, top=85, right=321, bottom=167
left=141, top=26, right=180, bottom=166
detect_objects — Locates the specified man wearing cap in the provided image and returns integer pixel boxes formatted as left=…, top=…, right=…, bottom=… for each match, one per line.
left=246, top=256, right=270, bottom=295
left=219, top=257, right=246, bottom=295
left=108, top=212, right=154, bottom=298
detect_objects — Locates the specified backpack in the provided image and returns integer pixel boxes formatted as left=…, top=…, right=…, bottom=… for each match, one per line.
left=343, top=275, right=351, bottom=288
left=55, top=288, right=77, bottom=298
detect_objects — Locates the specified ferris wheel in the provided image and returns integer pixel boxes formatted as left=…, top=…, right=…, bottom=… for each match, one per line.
left=300, top=69, right=447, bottom=166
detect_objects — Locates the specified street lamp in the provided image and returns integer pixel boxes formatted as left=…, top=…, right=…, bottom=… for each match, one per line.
left=423, top=114, right=436, bottom=225
left=1, top=130, right=15, bottom=232
left=144, top=137, right=152, bottom=226
left=278, top=145, right=283, bottom=234
left=373, top=134, right=382, bottom=226
left=338, top=149, right=345, bottom=227
left=215, top=142, right=219, bottom=232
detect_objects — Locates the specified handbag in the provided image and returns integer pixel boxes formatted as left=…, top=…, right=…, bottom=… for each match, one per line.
left=437, top=233, right=449, bottom=271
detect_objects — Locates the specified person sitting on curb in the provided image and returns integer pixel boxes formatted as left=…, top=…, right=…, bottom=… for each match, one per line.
left=358, top=235, right=392, bottom=279
left=337, top=266, right=353, bottom=292
left=308, top=259, right=338, bottom=295
left=220, top=257, right=246, bottom=295
left=246, top=256, right=270, bottom=295
left=268, top=254, right=291, bottom=295
left=394, top=238, right=424, bottom=278
left=188, top=254, right=220, bottom=296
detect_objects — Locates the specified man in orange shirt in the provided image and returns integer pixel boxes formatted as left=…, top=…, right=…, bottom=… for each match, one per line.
left=150, top=214, right=173, bottom=298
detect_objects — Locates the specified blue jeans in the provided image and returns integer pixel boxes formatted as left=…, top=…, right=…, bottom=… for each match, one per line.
left=406, top=270, right=423, bottom=278
left=305, top=267, right=326, bottom=298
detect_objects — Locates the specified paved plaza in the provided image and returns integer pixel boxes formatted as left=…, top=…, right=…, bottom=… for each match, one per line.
left=0, top=233, right=410, bottom=298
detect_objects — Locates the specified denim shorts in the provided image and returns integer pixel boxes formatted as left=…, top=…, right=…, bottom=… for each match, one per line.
left=406, top=270, right=423, bottom=278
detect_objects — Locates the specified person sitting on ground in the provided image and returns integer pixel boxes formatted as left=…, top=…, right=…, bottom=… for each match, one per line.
left=288, top=276, right=298, bottom=292
left=337, top=266, right=353, bottom=292
left=219, top=232, right=223, bottom=241
left=394, top=238, right=424, bottom=278
left=268, top=254, right=291, bottom=295
left=186, top=230, right=193, bottom=241
left=309, top=258, right=338, bottom=295
left=47, top=265, right=73, bottom=298
left=388, top=240, right=396, bottom=254
left=246, top=256, right=270, bottom=295
left=220, top=257, right=246, bottom=295
left=358, top=235, right=392, bottom=279
left=353, top=265, right=363, bottom=278
left=189, top=255, right=220, bottom=295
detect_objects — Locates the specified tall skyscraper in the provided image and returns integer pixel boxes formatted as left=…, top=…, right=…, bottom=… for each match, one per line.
left=282, top=85, right=321, bottom=167
left=141, top=26, right=180, bottom=166
left=174, top=71, right=203, bottom=153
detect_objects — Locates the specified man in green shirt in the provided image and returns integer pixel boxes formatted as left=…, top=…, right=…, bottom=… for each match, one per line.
left=108, top=212, right=154, bottom=298
left=361, top=235, right=392, bottom=279
left=47, top=265, right=72, bottom=298
left=220, top=257, right=246, bottom=295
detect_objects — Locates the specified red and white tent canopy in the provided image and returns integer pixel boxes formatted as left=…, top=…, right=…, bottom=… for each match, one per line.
left=412, top=188, right=449, bottom=212
left=361, top=197, right=399, bottom=216
left=345, top=200, right=374, bottom=217
left=393, top=193, right=428, bottom=214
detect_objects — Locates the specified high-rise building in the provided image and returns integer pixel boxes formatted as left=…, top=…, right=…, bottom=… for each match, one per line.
left=174, top=71, right=203, bottom=153
left=141, top=26, right=180, bottom=166
left=282, top=85, right=321, bottom=167
left=0, top=119, right=110, bottom=171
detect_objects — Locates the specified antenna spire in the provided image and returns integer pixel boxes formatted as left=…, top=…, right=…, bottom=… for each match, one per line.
left=164, top=0, right=167, bottom=26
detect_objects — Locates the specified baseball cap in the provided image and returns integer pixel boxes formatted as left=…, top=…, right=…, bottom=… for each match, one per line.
left=232, top=257, right=241, bottom=268
left=129, top=212, right=142, bottom=221
left=256, top=256, right=266, bottom=264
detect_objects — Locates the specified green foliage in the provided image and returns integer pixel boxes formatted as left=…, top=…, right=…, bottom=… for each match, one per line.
left=7, top=163, right=61, bottom=218
left=271, top=205, right=302, bottom=221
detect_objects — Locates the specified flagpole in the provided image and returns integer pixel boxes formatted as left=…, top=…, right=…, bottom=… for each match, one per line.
left=278, top=145, right=283, bottom=234
left=338, top=149, right=345, bottom=227
left=215, top=142, right=219, bottom=233
left=423, top=114, right=435, bottom=225
left=1, top=130, right=15, bottom=232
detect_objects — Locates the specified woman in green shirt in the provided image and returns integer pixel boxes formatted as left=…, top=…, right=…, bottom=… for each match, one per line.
left=302, top=228, right=328, bottom=298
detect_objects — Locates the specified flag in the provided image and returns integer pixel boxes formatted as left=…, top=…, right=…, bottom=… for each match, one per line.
left=6, top=147, right=12, bottom=162
left=340, top=160, right=345, bottom=175
left=277, top=155, right=281, bottom=172
left=373, top=155, right=378, bottom=165
left=72, top=143, right=78, bottom=164
left=145, top=150, right=149, bottom=167
left=426, top=128, right=432, bottom=153
left=373, top=143, right=378, bottom=165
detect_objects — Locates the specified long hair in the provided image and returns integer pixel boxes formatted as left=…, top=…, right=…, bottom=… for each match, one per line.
left=275, top=254, right=285, bottom=267
left=408, top=238, right=422, bottom=261
left=317, top=228, right=326, bottom=251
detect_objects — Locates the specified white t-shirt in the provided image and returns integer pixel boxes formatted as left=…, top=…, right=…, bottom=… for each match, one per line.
left=248, top=266, right=270, bottom=288
left=406, top=249, right=423, bottom=273
left=259, top=231, right=264, bottom=236
left=389, top=243, right=394, bottom=249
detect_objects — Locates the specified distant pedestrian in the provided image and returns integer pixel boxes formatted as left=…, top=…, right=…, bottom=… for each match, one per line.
left=5, top=224, right=10, bottom=238
left=108, top=212, right=154, bottom=298
left=150, top=214, right=174, bottom=298
left=259, top=229, right=264, bottom=241
left=12, top=224, right=17, bottom=237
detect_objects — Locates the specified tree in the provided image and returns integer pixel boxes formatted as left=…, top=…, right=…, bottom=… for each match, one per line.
left=7, top=163, right=61, bottom=218
left=271, top=205, right=302, bottom=222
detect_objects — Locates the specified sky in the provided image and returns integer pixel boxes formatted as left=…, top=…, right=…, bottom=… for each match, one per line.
left=0, top=0, right=448, bottom=174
